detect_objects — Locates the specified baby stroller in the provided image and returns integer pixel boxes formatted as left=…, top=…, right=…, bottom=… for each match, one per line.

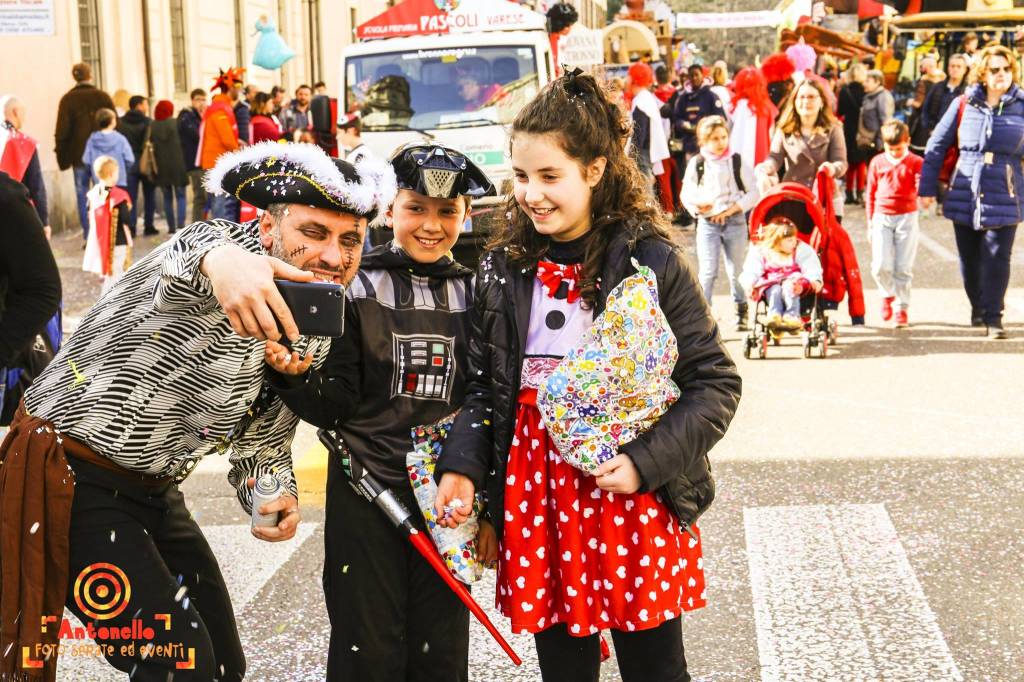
left=742, top=171, right=840, bottom=359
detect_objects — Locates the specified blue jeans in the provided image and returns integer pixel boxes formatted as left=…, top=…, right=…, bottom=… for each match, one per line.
left=766, top=284, right=800, bottom=318
left=73, top=164, right=92, bottom=240
left=696, top=214, right=748, bottom=305
left=210, top=194, right=240, bottom=222
left=125, top=166, right=156, bottom=233
left=161, top=185, right=186, bottom=231
left=953, top=223, right=1017, bottom=325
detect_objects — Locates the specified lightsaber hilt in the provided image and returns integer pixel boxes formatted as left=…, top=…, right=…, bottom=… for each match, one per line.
left=316, top=428, right=522, bottom=666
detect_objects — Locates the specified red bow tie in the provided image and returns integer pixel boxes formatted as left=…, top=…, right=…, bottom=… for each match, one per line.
left=536, top=260, right=582, bottom=303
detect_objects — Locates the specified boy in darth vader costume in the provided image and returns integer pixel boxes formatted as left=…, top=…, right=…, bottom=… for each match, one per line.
left=264, top=143, right=495, bottom=682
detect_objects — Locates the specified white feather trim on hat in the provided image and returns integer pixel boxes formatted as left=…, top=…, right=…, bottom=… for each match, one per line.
left=355, top=155, right=398, bottom=219
left=204, top=141, right=396, bottom=216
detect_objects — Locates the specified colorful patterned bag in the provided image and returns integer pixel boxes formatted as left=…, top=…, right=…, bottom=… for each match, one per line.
left=538, top=260, right=680, bottom=473
left=407, top=411, right=485, bottom=584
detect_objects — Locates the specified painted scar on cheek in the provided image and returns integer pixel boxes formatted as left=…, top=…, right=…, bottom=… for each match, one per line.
left=287, top=245, right=309, bottom=259
left=342, top=247, right=356, bottom=273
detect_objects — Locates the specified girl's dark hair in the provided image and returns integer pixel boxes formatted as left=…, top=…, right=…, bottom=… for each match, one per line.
left=253, top=91, right=272, bottom=115
left=489, top=72, right=670, bottom=309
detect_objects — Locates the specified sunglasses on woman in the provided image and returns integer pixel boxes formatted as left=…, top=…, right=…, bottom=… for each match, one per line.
left=987, top=65, right=1013, bottom=75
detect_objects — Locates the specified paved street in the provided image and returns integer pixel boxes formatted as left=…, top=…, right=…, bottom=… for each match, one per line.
left=52, top=203, right=1024, bottom=681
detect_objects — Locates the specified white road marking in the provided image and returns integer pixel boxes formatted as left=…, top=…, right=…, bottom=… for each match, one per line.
left=56, top=523, right=317, bottom=681
left=916, top=230, right=959, bottom=263
left=744, top=504, right=962, bottom=682
left=918, top=227, right=1024, bottom=266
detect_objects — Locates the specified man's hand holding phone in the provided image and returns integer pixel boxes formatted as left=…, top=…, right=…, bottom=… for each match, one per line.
left=201, top=245, right=312, bottom=342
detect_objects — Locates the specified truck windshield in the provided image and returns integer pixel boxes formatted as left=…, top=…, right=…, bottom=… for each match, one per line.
left=345, top=45, right=539, bottom=131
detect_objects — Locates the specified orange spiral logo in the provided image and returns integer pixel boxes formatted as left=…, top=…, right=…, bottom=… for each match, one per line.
left=73, top=563, right=131, bottom=621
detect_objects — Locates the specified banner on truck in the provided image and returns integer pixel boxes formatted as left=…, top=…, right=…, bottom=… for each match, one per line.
left=358, top=0, right=546, bottom=40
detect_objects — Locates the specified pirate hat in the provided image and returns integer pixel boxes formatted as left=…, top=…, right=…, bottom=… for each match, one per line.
left=205, top=141, right=397, bottom=219
left=389, top=143, right=495, bottom=200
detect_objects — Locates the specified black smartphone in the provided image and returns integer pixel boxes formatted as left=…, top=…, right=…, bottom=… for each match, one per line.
left=273, top=280, right=346, bottom=338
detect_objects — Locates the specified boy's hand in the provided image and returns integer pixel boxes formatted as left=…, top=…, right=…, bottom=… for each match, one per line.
left=696, top=203, right=713, bottom=215
left=246, top=478, right=301, bottom=542
left=594, top=454, right=641, bottom=494
left=919, top=196, right=934, bottom=209
left=264, top=339, right=314, bottom=375
left=476, top=518, right=498, bottom=568
left=435, top=473, right=475, bottom=528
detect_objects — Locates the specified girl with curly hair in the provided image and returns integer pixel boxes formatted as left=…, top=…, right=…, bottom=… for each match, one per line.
left=435, top=71, right=741, bottom=681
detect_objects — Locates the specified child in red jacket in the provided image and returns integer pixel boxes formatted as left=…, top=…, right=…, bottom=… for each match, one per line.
left=865, top=120, right=923, bottom=328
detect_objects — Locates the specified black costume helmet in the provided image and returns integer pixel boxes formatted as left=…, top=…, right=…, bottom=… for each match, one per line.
left=388, top=143, right=496, bottom=200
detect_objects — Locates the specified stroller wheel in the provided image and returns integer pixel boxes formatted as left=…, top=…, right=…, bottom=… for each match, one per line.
left=772, top=335, right=781, bottom=346
left=802, top=336, right=813, bottom=358
left=828, top=320, right=839, bottom=344
left=759, top=334, right=768, bottom=359
left=818, top=331, right=828, bottom=358
left=743, top=336, right=753, bottom=359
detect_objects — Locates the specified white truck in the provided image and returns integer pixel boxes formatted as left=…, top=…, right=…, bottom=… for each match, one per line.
left=342, top=1, right=556, bottom=260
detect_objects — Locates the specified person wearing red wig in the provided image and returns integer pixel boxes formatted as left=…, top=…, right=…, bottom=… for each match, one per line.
left=761, top=52, right=796, bottom=110
left=628, top=61, right=671, bottom=197
left=149, top=99, right=188, bottom=233
left=730, top=67, right=777, bottom=172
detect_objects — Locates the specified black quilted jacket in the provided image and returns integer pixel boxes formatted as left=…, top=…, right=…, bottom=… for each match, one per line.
left=437, top=225, right=741, bottom=539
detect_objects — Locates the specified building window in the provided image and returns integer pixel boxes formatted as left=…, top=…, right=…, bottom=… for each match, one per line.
left=77, top=0, right=102, bottom=87
left=350, top=6, right=358, bottom=42
left=169, top=0, right=188, bottom=93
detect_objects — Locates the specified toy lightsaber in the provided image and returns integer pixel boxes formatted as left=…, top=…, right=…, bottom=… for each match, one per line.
left=318, top=430, right=522, bottom=666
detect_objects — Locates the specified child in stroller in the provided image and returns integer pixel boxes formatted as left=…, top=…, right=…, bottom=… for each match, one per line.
left=740, top=219, right=823, bottom=336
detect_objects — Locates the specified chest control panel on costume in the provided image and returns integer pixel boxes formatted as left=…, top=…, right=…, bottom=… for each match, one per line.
left=274, top=280, right=346, bottom=337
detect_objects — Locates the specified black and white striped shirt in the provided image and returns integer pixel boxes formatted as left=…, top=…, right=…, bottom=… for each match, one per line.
left=24, top=219, right=330, bottom=512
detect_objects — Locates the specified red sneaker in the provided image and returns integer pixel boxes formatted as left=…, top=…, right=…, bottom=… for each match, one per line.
left=880, top=297, right=895, bottom=322
left=895, top=309, right=908, bottom=328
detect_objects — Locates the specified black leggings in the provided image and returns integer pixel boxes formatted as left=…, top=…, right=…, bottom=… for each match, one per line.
left=533, top=618, right=690, bottom=682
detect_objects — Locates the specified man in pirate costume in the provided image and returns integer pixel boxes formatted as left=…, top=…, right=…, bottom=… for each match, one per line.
left=0, top=141, right=395, bottom=681
left=262, top=143, right=493, bottom=682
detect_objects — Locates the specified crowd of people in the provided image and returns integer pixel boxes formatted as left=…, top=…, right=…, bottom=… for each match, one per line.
left=0, top=32, right=1021, bottom=682
left=11, top=63, right=332, bottom=248
left=617, top=39, right=1020, bottom=339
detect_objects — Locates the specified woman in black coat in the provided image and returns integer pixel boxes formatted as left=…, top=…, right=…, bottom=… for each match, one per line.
left=150, top=100, right=188, bottom=233
left=837, top=62, right=868, bottom=203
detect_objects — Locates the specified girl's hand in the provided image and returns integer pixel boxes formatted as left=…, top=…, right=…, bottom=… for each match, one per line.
left=696, top=204, right=713, bottom=215
left=476, top=518, right=498, bottom=568
left=593, top=454, right=642, bottom=494
left=264, top=340, right=314, bottom=375
left=435, top=472, right=475, bottom=528
left=818, top=162, right=835, bottom=177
